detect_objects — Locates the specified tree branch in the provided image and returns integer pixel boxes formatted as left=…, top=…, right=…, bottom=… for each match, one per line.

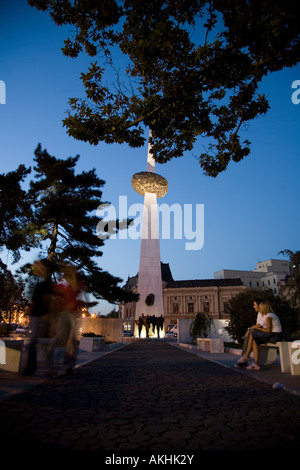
left=121, top=104, right=163, bottom=130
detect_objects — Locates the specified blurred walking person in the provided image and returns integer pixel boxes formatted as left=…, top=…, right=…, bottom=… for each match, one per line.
left=22, top=259, right=54, bottom=376
left=55, top=264, right=84, bottom=375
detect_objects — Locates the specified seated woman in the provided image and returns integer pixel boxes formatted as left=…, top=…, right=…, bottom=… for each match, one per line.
left=237, top=301, right=283, bottom=370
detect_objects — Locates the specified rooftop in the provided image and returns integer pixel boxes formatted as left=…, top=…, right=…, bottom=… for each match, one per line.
left=165, top=278, right=244, bottom=289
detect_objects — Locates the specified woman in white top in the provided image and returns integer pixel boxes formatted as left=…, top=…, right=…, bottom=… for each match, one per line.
left=237, top=301, right=282, bottom=370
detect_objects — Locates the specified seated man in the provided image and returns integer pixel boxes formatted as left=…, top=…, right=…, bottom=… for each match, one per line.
left=237, top=298, right=264, bottom=364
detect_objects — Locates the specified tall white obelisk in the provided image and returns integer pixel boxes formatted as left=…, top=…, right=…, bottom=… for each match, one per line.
left=131, top=130, right=168, bottom=336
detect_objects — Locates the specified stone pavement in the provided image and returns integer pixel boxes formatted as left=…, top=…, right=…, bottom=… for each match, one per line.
left=0, top=341, right=123, bottom=402
left=0, top=341, right=299, bottom=452
left=178, top=342, right=300, bottom=396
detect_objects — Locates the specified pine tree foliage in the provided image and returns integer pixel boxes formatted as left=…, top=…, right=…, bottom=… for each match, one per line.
left=28, top=143, right=137, bottom=304
left=0, top=164, right=34, bottom=261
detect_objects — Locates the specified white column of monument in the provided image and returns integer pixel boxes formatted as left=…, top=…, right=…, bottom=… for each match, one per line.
left=133, top=130, right=166, bottom=336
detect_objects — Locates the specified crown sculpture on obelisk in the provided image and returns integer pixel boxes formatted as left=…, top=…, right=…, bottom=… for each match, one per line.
left=131, top=129, right=168, bottom=338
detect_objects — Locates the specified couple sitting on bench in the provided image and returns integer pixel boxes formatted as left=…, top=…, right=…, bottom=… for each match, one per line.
left=237, top=300, right=283, bottom=371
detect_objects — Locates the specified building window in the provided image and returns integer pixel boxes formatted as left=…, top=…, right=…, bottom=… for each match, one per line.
left=123, top=321, right=132, bottom=332
left=188, top=302, right=194, bottom=313
left=203, top=301, right=210, bottom=313
left=173, top=303, right=179, bottom=314
left=223, top=302, right=229, bottom=314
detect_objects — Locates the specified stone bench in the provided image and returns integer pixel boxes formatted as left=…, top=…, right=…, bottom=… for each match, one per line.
left=0, top=338, right=65, bottom=374
left=197, top=337, right=224, bottom=353
left=259, top=341, right=297, bottom=374
left=79, top=336, right=105, bottom=352
left=0, top=339, right=29, bottom=373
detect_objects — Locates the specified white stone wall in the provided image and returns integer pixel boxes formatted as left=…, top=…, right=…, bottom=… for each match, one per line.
left=77, top=317, right=123, bottom=343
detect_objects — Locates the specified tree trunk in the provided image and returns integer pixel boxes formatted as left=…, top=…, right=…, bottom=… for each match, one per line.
left=48, top=221, right=58, bottom=262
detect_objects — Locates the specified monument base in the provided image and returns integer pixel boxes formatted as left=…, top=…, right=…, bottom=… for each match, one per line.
left=124, top=335, right=176, bottom=343
left=134, top=315, right=165, bottom=339
left=134, top=324, right=165, bottom=339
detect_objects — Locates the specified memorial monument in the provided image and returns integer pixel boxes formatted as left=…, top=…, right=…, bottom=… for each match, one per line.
left=131, top=130, right=168, bottom=337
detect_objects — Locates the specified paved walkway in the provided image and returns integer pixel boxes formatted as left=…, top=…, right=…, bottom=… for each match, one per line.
left=0, top=341, right=300, bottom=451
left=178, top=342, right=300, bottom=396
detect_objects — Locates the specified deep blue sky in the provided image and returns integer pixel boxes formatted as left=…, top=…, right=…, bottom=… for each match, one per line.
left=1, top=1, right=299, bottom=314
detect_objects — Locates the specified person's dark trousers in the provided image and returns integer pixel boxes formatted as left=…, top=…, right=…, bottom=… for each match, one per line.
left=22, top=316, right=40, bottom=375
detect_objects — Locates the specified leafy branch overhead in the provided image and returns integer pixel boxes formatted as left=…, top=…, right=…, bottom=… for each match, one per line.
left=29, top=0, right=300, bottom=176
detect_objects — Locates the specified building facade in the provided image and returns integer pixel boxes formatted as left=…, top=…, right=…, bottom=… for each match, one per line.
left=120, top=263, right=245, bottom=334
left=120, top=258, right=291, bottom=335
left=214, top=259, right=291, bottom=295
left=163, top=278, right=245, bottom=326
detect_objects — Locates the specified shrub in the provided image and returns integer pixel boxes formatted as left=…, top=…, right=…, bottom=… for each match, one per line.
left=189, top=312, right=214, bottom=340
left=225, top=289, right=298, bottom=342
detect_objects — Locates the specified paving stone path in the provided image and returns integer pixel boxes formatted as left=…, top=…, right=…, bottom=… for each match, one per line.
left=0, top=341, right=299, bottom=450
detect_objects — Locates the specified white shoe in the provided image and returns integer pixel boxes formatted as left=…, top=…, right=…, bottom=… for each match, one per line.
left=246, top=363, right=261, bottom=370
left=237, top=355, right=251, bottom=365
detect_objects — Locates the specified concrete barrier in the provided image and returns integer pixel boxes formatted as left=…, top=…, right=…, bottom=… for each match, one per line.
left=77, top=318, right=123, bottom=343
left=197, top=338, right=224, bottom=353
